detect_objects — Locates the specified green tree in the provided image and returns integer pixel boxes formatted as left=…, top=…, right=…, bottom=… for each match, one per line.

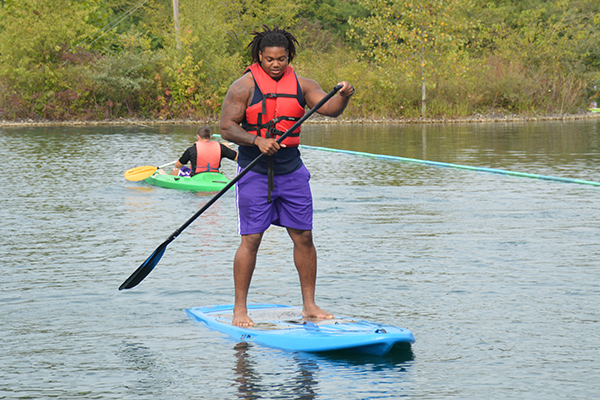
left=296, top=0, right=369, bottom=40
left=476, top=0, right=600, bottom=112
left=218, top=0, right=302, bottom=62
left=153, top=0, right=243, bottom=119
left=0, top=0, right=99, bottom=86
left=0, top=0, right=104, bottom=118
left=350, top=0, right=477, bottom=117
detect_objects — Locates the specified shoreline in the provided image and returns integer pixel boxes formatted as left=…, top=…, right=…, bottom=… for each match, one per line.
left=1, top=112, right=600, bottom=127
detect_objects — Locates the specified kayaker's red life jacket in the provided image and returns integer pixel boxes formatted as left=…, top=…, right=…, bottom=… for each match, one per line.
left=194, top=141, right=221, bottom=174
left=243, top=63, right=305, bottom=147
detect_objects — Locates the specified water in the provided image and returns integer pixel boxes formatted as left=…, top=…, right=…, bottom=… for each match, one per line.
left=1, top=120, right=599, bottom=399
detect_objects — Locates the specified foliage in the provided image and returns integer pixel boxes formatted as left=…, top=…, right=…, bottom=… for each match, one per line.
left=0, top=0, right=98, bottom=89
left=296, top=0, right=369, bottom=41
left=476, top=0, right=600, bottom=113
left=349, top=0, right=478, bottom=116
left=483, top=0, right=599, bottom=72
left=1, top=0, right=599, bottom=121
left=152, top=0, right=243, bottom=120
left=92, top=47, right=158, bottom=118
left=0, top=0, right=103, bottom=119
left=351, top=0, right=476, bottom=74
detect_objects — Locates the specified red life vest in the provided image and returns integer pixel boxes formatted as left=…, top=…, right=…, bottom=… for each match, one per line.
left=243, top=63, right=305, bottom=147
left=194, top=141, right=221, bottom=174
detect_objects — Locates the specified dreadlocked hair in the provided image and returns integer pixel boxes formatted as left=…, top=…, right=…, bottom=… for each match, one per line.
left=248, top=25, right=299, bottom=64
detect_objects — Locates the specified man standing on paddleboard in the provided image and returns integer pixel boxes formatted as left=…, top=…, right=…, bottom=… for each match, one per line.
left=220, top=25, right=355, bottom=327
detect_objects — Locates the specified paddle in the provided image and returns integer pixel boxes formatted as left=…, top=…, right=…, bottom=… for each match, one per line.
left=119, top=84, right=343, bottom=290
left=124, top=160, right=178, bottom=181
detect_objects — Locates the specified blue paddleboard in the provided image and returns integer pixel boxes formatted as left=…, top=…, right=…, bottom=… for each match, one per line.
left=185, top=303, right=415, bottom=356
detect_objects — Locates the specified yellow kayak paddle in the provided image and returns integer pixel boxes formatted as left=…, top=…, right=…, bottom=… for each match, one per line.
left=124, top=160, right=178, bottom=181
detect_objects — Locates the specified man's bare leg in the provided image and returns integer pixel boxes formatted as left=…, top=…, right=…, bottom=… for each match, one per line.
left=232, top=232, right=263, bottom=326
left=287, top=228, right=334, bottom=320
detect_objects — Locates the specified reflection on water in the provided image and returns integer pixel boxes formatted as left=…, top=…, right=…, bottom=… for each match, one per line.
left=234, top=343, right=262, bottom=399
left=233, top=342, right=319, bottom=400
left=232, top=341, right=414, bottom=399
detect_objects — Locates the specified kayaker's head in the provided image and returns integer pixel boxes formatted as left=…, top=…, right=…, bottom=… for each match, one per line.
left=196, top=126, right=212, bottom=142
left=248, top=25, right=298, bottom=81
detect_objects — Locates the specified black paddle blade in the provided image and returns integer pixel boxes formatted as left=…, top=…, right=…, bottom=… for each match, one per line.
left=119, top=241, right=169, bottom=290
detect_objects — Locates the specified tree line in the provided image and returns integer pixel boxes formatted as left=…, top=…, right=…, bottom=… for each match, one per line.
left=0, top=0, right=598, bottom=121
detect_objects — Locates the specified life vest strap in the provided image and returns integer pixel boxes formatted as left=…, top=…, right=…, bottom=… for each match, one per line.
left=244, top=116, right=301, bottom=140
left=264, top=93, right=297, bottom=99
left=261, top=92, right=297, bottom=115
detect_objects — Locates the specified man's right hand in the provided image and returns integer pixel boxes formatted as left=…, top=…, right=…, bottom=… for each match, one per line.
left=254, top=136, right=286, bottom=156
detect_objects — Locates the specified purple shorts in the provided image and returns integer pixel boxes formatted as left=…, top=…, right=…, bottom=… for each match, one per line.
left=235, top=164, right=313, bottom=235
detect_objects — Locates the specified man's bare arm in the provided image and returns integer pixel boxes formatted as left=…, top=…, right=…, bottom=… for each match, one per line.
left=220, top=75, right=256, bottom=146
left=300, top=77, right=354, bottom=118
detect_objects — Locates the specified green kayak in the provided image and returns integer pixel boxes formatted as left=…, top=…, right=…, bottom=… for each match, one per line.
left=590, top=108, right=600, bottom=113
left=144, top=171, right=230, bottom=192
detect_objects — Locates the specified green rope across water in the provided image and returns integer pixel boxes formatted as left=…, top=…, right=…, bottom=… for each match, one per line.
left=300, top=145, right=600, bottom=188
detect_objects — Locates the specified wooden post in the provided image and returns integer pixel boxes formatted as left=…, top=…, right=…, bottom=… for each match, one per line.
left=421, top=50, right=426, bottom=119
left=173, top=0, right=181, bottom=50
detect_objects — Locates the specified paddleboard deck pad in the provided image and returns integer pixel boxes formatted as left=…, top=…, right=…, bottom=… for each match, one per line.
left=185, top=304, right=415, bottom=356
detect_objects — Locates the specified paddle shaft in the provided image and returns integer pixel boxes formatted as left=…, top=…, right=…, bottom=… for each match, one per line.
left=159, top=160, right=178, bottom=169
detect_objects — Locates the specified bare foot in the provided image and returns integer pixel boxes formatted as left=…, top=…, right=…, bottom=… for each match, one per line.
left=302, top=304, right=334, bottom=320
left=232, top=308, right=254, bottom=327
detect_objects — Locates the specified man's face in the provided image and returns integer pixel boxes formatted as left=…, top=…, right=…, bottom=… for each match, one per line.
left=259, top=46, right=289, bottom=80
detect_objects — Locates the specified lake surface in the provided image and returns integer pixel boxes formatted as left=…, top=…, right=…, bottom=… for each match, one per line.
left=1, top=119, right=599, bottom=399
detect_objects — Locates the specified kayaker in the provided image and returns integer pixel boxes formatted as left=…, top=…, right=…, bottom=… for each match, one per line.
left=219, top=25, right=355, bottom=327
left=159, top=127, right=238, bottom=177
